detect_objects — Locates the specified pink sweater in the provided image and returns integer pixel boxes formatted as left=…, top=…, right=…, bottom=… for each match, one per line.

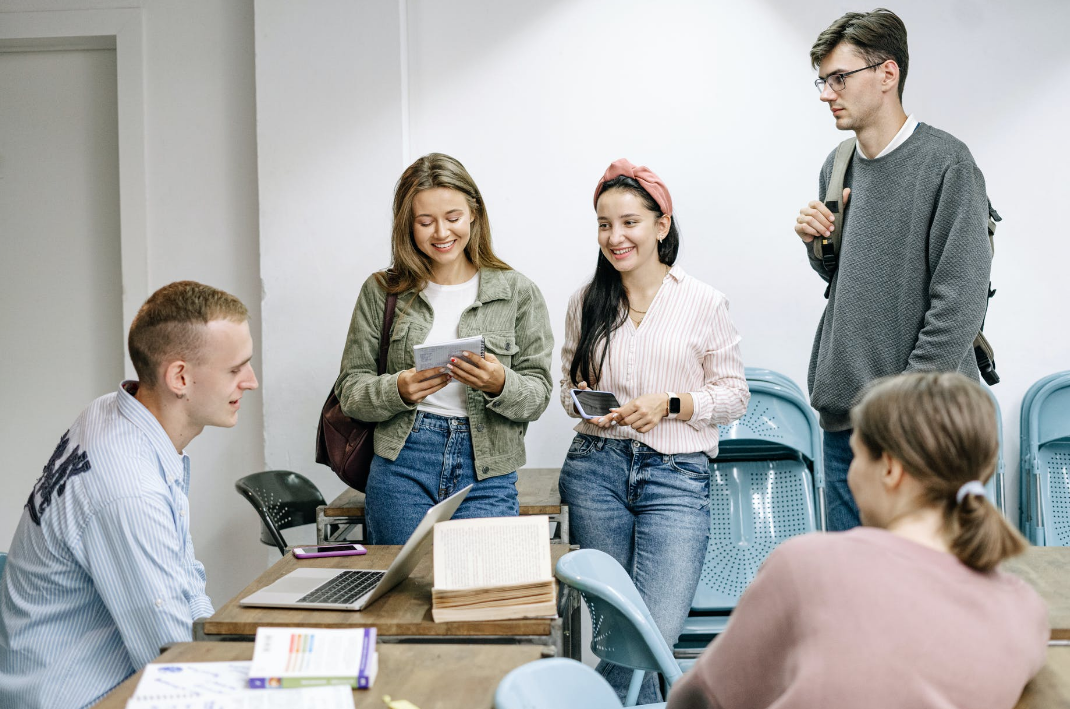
left=667, top=529, right=1048, bottom=709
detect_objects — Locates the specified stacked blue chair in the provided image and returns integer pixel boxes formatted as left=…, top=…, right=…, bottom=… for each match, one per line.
left=494, top=658, right=665, bottom=709
left=1020, top=371, right=1070, bottom=545
left=982, top=385, right=1007, bottom=516
left=554, top=549, right=681, bottom=707
left=676, top=370, right=822, bottom=657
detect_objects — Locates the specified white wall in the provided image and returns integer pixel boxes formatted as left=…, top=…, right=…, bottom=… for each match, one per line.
left=257, top=0, right=1069, bottom=527
left=0, top=47, right=124, bottom=549
left=0, top=0, right=265, bottom=602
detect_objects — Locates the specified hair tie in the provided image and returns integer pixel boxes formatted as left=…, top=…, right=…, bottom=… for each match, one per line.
left=955, top=480, right=987, bottom=505
left=593, top=158, right=673, bottom=217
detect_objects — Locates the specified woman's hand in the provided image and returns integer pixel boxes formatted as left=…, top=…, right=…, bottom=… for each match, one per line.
left=612, top=393, right=670, bottom=433
left=447, top=351, right=506, bottom=396
left=397, top=367, right=450, bottom=404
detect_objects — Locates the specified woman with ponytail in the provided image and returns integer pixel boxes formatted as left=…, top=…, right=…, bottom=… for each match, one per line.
left=559, top=159, right=750, bottom=704
left=668, top=371, right=1047, bottom=709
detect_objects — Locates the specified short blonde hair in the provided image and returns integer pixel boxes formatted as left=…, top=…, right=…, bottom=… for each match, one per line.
left=851, top=372, right=1026, bottom=572
left=128, top=281, right=248, bottom=387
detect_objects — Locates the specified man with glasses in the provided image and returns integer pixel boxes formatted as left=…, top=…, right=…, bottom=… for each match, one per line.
left=793, top=9, right=993, bottom=531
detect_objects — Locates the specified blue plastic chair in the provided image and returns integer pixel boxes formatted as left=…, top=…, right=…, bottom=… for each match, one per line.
left=554, top=550, right=682, bottom=706
left=744, top=367, right=805, bottom=398
left=676, top=377, right=821, bottom=652
left=494, top=658, right=666, bottom=709
left=982, top=384, right=1006, bottom=517
left=1021, top=372, right=1070, bottom=545
left=1020, top=371, right=1070, bottom=539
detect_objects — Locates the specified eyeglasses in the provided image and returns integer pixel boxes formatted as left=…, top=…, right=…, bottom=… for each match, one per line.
left=814, top=62, right=884, bottom=93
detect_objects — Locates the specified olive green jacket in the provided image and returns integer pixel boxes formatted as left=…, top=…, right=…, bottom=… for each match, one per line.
left=334, top=268, right=554, bottom=480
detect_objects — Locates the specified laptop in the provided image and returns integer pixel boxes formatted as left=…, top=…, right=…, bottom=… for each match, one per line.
left=239, top=485, right=472, bottom=611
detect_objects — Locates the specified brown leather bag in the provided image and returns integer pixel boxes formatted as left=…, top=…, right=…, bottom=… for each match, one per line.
left=315, top=293, right=398, bottom=491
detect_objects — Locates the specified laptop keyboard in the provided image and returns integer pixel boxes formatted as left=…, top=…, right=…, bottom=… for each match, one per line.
left=297, top=570, right=386, bottom=605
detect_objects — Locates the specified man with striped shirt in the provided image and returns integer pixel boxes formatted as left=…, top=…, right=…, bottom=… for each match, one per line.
left=0, top=281, right=258, bottom=709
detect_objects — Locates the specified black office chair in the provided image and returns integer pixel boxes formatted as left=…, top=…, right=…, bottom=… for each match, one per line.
left=234, top=471, right=326, bottom=555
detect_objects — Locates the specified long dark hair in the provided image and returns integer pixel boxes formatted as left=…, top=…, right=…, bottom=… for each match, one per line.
left=569, top=176, right=680, bottom=387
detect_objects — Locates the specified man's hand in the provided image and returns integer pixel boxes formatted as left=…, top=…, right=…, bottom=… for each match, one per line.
left=397, top=367, right=450, bottom=404
left=794, top=188, right=851, bottom=243
left=447, top=351, right=506, bottom=396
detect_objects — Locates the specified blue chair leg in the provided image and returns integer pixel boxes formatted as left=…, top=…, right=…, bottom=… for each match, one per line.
left=625, top=669, right=645, bottom=706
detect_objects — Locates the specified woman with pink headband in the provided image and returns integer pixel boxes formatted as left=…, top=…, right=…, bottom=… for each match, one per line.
left=559, top=158, right=750, bottom=703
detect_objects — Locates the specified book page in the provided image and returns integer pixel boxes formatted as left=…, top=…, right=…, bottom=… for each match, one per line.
left=412, top=335, right=484, bottom=371
left=433, top=516, right=552, bottom=591
left=124, top=685, right=354, bottom=709
left=132, top=662, right=252, bottom=700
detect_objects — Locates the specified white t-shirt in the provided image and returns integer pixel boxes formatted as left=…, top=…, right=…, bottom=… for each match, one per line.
left=417, top=272, right=480, bottom=418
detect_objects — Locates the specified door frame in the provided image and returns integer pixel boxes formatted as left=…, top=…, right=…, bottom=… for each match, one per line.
left=1, top=9, right=147, bottom=374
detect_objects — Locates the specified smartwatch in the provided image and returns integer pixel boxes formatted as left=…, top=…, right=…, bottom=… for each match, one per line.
left=666, top=392, right=681, bottom=419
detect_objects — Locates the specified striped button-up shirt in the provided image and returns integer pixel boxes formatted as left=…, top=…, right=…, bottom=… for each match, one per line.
left=560, top=266, right=750, bottom=457
left=0, top=382, right=213, bottom=709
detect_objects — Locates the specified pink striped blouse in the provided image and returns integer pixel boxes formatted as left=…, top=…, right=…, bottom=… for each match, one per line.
left=559, top=265, right=750, bottom=457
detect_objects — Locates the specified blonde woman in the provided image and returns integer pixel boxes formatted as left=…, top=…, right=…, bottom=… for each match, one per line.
left=334, top=153, right=553, bottom=544
left=668, top=372, right=1047, bottom=709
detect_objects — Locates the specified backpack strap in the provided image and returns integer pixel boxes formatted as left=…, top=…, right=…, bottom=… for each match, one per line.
left=377, top=293, right=399, bottom=376
left=813, top=137, right=857, bottom=275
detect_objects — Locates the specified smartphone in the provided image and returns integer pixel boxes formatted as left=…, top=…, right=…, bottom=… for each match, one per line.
left=570, top=389, right=622, bottom=419
left=292, top=544, right=367, bottom=558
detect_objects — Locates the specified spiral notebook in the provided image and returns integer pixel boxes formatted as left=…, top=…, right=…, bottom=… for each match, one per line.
left=412, top=335, right=485, bottom=371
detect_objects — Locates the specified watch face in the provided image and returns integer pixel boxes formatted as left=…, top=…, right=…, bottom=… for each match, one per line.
left=669, top=397, right=681, bottom=415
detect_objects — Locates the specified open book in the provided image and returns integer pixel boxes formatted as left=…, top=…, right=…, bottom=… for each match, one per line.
left=431, top=515, right=557, bottom=623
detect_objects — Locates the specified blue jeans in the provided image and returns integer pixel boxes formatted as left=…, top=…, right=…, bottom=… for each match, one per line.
left=364, top=411, right=519, bottom=545
left=824, top=429, right=860, bottom=531
left=559, top=435, right=710, bottom=705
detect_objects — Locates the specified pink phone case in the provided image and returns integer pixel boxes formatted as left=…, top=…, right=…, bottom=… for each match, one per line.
left=292, top=545, right=367, bottom=558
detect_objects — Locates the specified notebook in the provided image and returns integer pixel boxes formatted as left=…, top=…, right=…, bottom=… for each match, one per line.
left=239, top=485, right=472, bottom=611
left=413, top=335, right=485, bottom=371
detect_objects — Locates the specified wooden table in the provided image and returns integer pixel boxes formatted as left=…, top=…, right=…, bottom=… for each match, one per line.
left=1004, top=547, right=1070, bottom=641
left=194, top=544, right=581, bottom=659
left=318, top=467, right=568, bottom=544
left=1016, top=645, right=1070, bottom=708
left=92, top=641, right=547, bottom=709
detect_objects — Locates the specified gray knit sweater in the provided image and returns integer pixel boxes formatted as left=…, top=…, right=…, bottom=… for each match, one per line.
left=806, top=123, right=992, bottom=431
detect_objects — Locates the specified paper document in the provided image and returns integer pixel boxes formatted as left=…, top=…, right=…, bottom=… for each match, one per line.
left=433, top=515, right=552, bottom=590
left=124, top=685, right=354, bottom=709
left=413, top=335, right=485, bottom=371
left=132, top=662, right=252, bottom=700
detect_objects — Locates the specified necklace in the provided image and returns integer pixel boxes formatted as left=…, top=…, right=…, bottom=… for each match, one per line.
left=629, top=306, right=647, bottom=314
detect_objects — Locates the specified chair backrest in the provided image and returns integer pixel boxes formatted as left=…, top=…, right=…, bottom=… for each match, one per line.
left=494, top=658, right=624, bottom=709
left=693, top=458, right=816, bottom=611
left=981, top=384, right=1006, bottom=516
left=717, top=381, right=820, bottom=475
left=234, top=471, right=326, bottom=554
left=1019, top=374, right=1069, bottom=538
left=1022, top=374, right=1070, bottom=546
left=554, top=550, right=682, bottom=686
left=744, top=367, right=804, bottom=398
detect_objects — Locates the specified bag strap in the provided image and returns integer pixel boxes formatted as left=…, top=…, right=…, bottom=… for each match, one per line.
left=377, top=293, right=399, bottom=377
left=813, top=137, right=857, bottom=273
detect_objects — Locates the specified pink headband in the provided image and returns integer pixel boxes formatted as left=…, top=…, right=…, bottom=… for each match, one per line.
left=593, top=158, right=673, bottom=217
